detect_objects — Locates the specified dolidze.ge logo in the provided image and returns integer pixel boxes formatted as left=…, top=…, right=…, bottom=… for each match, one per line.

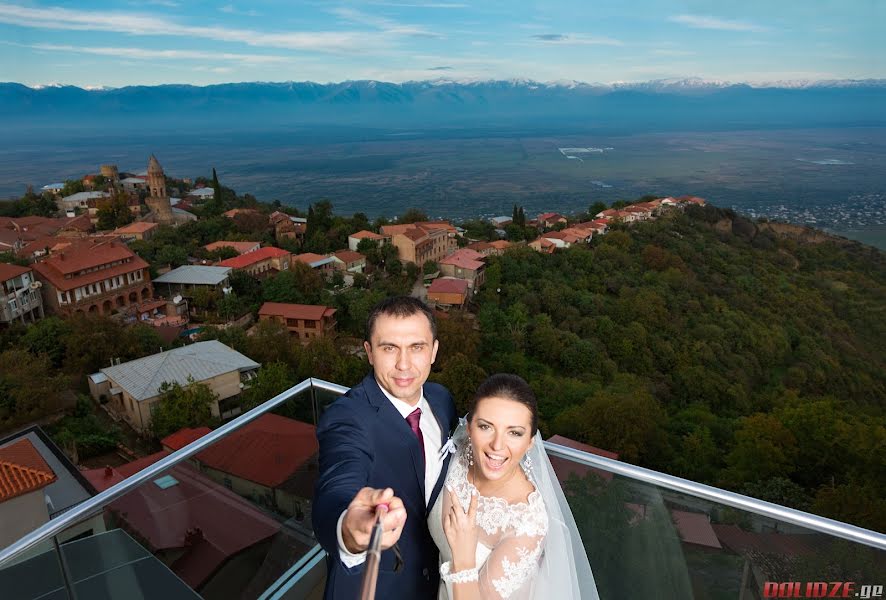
left=764, top=582, right=883, bottom=598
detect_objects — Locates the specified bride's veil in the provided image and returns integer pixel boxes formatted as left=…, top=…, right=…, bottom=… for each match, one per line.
left=527, top=430, right=599, bottom=600
left=450, top=422, right=599, bottom=599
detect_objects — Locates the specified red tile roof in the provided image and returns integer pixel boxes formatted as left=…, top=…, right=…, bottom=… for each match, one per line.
left=0, top=439, right=57, bottom=502
left=293, top=252, right=330, bottom=265
left=439, top=254, right=484, bottom=270
left=87, top=458, right=281, bottom=589
left=488, top=240, right=511, bottom=250
left=259, top=302, right=336, bottom=322
left=428, top=277, right=469, bottom=295
left=32, top=242, right=150, bottom=292
left=465, top=242, right=493, bottom=252
left=332, top=250, right=366, bottom=264
left=349, top=230, right=386, bottom=240
left=162, top=427, right=212, bottom=451
left=113, top=222, right=158, bottom=234
left=218, top=246, right=290, bottom=269
left=203, top=241, right=260, bottom=255
left=0, top=262, right=31, bottom=282
left=546, top=435, right=619, bottom=484
left=670, top=509, right=722, bottom=549
left=193, top=413, right=318, bottom=488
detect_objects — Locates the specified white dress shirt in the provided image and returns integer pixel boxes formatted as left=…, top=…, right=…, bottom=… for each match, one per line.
left=336, top=383, right=444, bottom=567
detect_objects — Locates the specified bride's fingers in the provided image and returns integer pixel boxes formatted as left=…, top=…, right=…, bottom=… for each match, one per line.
left=467, top=490, right=478, bottom=520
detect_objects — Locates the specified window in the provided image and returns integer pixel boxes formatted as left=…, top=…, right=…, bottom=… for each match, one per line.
left=8, top=299, right=16, bottom=310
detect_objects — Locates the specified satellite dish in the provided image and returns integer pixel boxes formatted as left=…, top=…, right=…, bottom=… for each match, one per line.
left=30, top=281, right=43, bottom=289
left=222, top=286, right=233, bottom=295
left=172, top=294, right=183, bottom=304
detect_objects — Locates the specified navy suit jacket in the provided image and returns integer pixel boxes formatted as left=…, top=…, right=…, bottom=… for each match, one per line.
left=312, top=373, right=458, bottom=600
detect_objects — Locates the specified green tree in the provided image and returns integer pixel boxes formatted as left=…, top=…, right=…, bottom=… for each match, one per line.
left=241, top=362, right=295, bottom=409
left=21, top=316, right=71, bottom=368
left=398, top=208, right=429, bottom=224
left=0, top=350, right=65, bottom=426
left=430, top=353, right=487, bottom=415
left=151, top=377, right=218, bottom=439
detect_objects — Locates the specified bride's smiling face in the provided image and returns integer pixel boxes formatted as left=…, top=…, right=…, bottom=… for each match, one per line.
left=469, top=395, right=534, bottom=483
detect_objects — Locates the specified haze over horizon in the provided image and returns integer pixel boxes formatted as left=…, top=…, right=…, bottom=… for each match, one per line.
left=1, top=0, right=884, bottom=88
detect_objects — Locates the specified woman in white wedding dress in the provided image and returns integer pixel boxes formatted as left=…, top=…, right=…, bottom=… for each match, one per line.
left=428, top=374, right=598, bottom=600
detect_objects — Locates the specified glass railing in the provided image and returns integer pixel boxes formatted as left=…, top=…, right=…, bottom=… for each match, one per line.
left=1, top=378, right=883, bottom=600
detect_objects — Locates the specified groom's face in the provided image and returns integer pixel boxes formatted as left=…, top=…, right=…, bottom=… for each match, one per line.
left=365, top=312, right=438, bottom=406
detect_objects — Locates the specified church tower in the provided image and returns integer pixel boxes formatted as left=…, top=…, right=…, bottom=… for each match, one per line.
left=145, top=155, right=175, bottom=225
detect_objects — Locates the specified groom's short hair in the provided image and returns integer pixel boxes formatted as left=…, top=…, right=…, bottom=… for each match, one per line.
left=365, top=296, right=437, bottom=343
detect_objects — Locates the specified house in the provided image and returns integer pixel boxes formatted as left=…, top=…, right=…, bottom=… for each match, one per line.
left=60, top=191, right=109, bottom=213
left=0, top=263, right=45, bottom=326
left=465, top=241, right=495, bottom=257
left=528, top=237, right=558, bottom=254
left=84, top=454, right=282, bottom=593
left=112, top=221, right=158, bottom=241
left=88, top=340, right=260, bottom=432
left=330, top=250, right=367, bottom=273
left=537, top=212, right=568, bottom=229
left=677, top=195, right=706, bottom=206
left=120, top=176, right=147, bottom=193
left=490, top=216, right=512, bottom=228
left=31, top=238, right=153, bottom=317
left=348, top=230, right=389, bottom=252
left=427, top=277, right=469, bottom=307
left=40, top=183, right=65, bottom=194
left=381, top=221, right=457, bottom=265
left=203, top=240, right=261, bottom=256
left=546, top=434, right=620, bottom=483
left=293, top=252, right=335, bottom=276
left=258, top=302, right=337, bottom=342
left=439, top=249, right=485, bottom=289
left=0, top=426, right=104, bottom=553
left=162, top=413, right=320, bottom=522
left=488, top=240, right=512, bottom=254
left=187, top=187, right=215, bottom=201
left=223, top=208, right=260, bottom=219
left=269, top=211, right=307, bottom=244
left=218, top=246, right=291, bottom=278
left=152, top=265, right=232, bottom=300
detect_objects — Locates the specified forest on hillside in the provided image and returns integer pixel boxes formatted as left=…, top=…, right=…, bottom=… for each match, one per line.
left=428, top=207, right=886, bottom=532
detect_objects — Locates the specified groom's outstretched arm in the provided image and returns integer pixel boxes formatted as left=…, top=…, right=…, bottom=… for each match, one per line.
left=312, top=401, right=373, bottom=558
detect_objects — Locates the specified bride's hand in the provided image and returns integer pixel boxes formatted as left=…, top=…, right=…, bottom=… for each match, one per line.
left=443, top=487, right=479, bottom=572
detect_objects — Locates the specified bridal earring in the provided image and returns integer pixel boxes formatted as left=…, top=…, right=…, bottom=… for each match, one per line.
left=466, top=443, right=474, bottom=467
left=522, top=453, right=533, bottom=474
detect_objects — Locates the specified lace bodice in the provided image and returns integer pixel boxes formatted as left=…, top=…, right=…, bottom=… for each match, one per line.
left=428, top=446, right=548, bottom=600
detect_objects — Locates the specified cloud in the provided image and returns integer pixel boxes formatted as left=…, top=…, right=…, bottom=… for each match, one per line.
left=427, top=65, right=453, bottom=70
left=330, top=7, right=439, bottom=38
left=220, top=4, right=261, bottom=17
left=530, top=33, right=622, bottom=46
left=0, top=2, right=392, bottom=53
left=141, top=0, right=179, bottom=7
left=652, top=48, right=694, bottom=57
left=368, top=1, right=467, bottom=7
left=28, top=43, right=289, bottom=64
left=669, top=14, right=770, bottom=33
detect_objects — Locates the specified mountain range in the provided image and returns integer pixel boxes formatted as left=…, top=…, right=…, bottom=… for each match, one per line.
left=3, top=78, right=885, bottom=132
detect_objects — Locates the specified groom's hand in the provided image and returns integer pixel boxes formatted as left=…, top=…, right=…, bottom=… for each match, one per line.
left=342, top=487, right=407, bottom=554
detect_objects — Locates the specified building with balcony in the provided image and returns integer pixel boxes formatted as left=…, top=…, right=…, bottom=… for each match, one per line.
left=293, top=253, right=335, bottom=277
left=381, top=221, right=457, bottom=265
left=87, top=340, right=260, bottom=432
left=218, top=246, right=290, bottom=279
left=0, top=263, right=44, bottom=327
left=31, top=238, right=153, bottom=317
left=258, top=302, right=337, bottom=342
left=152, top=266, right=232, bottom=300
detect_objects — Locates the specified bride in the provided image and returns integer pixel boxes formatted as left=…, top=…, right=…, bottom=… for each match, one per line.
left=428, top=374, right=598, bottom=600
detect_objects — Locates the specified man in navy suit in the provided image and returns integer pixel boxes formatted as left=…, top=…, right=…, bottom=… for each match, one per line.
left=313, top=296, right=458, bottom=599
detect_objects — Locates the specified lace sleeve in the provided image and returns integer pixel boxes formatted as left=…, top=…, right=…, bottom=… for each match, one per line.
left=478, top=531, right=546, bottom=600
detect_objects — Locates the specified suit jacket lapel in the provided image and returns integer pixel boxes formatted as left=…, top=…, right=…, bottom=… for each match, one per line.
left=364, top=375, right=426, bottom=501
left=425, top=392, right=454, bottom=515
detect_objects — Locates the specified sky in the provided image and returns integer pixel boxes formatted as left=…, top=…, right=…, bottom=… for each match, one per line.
left=0, top=0, right=884, bottom=88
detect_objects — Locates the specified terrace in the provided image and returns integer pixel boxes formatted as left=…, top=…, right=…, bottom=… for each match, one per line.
left=1, top=378, right=883, bottom=599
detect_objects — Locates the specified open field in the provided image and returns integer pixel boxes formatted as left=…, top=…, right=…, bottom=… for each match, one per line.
left=2, top=125, right=885, bottom=246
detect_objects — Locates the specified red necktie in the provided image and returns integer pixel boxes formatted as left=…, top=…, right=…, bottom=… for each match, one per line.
left=406, top=407, right=425, bottom=472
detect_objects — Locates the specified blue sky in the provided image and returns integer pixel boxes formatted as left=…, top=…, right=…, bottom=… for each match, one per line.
left=1, top=0, right=883, bottom=87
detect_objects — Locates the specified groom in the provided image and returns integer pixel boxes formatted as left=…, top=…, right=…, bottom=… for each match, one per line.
left=313, top=296, right=458, bottom=599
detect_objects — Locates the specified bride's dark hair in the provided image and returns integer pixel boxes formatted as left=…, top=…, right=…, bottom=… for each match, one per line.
left=468, top=373, right=538, bottom=436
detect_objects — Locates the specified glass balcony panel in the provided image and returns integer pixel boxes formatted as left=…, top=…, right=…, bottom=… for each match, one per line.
left=546, top=446, right=885, bottom=600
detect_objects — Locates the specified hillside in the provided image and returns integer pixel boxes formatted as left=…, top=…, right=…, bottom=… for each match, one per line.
left=430, top=206, right=886, bottom=531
